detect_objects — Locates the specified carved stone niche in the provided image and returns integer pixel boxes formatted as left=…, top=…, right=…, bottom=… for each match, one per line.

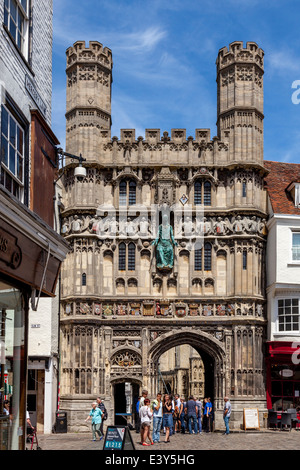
left=155, top=167, right=177, bottom=206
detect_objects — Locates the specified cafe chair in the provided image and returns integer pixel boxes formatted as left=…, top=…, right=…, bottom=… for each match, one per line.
left=287, top=409, right=300, bottom=429
left=267, top=410, right=281, bottom=429
left=280, top=413, right=292, bottom=431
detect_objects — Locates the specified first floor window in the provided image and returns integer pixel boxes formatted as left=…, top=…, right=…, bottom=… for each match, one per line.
left=278, top=299, right=299, bottom=332
left=1, top=104, right=25, bottom=201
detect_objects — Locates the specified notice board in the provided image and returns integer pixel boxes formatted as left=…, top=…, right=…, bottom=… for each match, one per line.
left=243, top=408, right=260, bottom=430
left=103, top=426, right=135, bottom=450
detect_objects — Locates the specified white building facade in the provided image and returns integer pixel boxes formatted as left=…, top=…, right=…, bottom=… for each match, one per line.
left=265, top=161, right=300, bottom=411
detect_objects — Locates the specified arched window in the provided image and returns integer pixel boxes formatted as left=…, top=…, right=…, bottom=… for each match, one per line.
left=82, top=273, right=86, bottom=286
left=119, top=243, right=126, bottom=270
left=194, top=180, right=211, bottom=206
left=119, top=179, right=136, bottom=206
left=204, top=242, right=212, bottom=271
left=194, top=247, right=202, bottom=271
left=243, top=250, right=247, bottom=270
left=119, top=180, right=127, bottom=206
left=128, top=242, right=136, bottom=271
left=203, top=181, right=211, bottom=206
left=128, top=180, right=136, bottom=205
left=194, top=180, right=202, bottom=205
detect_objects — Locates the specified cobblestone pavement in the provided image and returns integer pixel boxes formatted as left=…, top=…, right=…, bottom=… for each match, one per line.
left=34, top=429, right=300, bottom=451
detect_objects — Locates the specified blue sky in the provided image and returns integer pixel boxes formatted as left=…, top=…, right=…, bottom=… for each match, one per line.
left=52, top=0, right=300, bottom=164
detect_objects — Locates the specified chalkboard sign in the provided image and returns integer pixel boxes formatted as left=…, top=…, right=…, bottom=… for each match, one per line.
left=103, top=426, right=135, bottom=450
left=243, top=408, right=260, bottom=430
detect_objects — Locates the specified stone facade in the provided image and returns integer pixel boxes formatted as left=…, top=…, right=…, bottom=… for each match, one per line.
left=59, top=41, right=268, bottom=431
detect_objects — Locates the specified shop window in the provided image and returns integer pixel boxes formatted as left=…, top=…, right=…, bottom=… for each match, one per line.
left=292, top=233, right=300, bottom=261
left=270, top=364, right=300, bottom=411
left=0, top=281, right=25, bottom=450
left=4, top=0, right=29, bottom=59
left=278, top=299, right=299, bottom=332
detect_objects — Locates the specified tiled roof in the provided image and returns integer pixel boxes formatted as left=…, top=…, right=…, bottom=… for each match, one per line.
left=264, top=160, right=300, bottom=215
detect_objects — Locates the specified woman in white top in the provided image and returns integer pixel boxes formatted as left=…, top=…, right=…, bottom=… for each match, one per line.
left=139, top=398, right=153, bottom=446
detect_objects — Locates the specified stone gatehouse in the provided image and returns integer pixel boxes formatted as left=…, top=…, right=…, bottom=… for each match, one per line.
left=58, top=40, right=268, bottom=431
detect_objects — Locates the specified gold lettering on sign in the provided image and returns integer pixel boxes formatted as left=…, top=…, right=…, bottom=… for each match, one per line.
left=0, top=228, right=22, bottom=270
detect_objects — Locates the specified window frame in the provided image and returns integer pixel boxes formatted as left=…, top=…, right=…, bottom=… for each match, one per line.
left=292, top=232, right=300, bottom=262
left=276, top=297, right=300, bottom=334
left=119, top=179, right=137, bottom=207
left=193, top=243, right=212, bottom=272
left=194, top=179, right=212, bottom=207
left=3, top=0, right=30, bottom=61
left=0, top=97, right=29, bottom=204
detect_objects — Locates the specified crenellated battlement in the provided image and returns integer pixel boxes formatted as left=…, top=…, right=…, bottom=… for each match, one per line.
left=216, top=41, right=264, bottom=72
left=101, top=128, right=213, bottom=144
left=66, top=40, right=113, bottom=71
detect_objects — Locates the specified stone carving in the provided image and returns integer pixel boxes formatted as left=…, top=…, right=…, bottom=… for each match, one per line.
left=152, top=214, right=178, bottom=270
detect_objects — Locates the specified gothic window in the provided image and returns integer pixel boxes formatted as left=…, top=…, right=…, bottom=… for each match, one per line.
left=242, top=181, right=247, bottom=198
left=194, top=180, right=202, bottom=205
left=118, top=242, right=136, bottom=271
left=128, top=242, right=136, bottom=271
left=82, top=273, right=87, bottom=286
left=194, top=243, right=212, bottom=271
left=194, top=180, right=211, bottom=206
left=194, top=248, right=202, bottom=271
left=119, top=242, right=126, bottom=270
left=203, top=181, right=211, bottom=206
left=119, top=179, right=136, bottom=206
left=243, top=251, right=247, bottom=270
left=119, top=180, right=127, bottom=206
left=128, top=180, right=136, bottom=205
left=204, top=243, right=212, bottom=271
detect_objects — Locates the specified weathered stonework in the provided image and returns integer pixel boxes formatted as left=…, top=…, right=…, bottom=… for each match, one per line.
left=59, top=41, right=268, bottom=431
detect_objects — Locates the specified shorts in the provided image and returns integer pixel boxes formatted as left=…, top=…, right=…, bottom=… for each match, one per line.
left=163, top=414, right=173, bottom=429
left=141, top=421, right=151, bottom=428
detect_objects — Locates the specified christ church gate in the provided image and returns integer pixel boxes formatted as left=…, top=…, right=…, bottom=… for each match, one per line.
left=58, top=40, right=267, bottom=431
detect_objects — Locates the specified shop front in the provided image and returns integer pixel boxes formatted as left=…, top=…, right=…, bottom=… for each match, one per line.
left=266, top=341, right=300, bottom=412
left=0, top=187, right=68, bottom=450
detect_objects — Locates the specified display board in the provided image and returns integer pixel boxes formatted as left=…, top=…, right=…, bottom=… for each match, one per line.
left=103, top=426, right=135, bottom=450
left=243, top=408, right=260, bottom=430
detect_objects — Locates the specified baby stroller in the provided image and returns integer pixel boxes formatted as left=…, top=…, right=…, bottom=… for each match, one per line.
left=27, top=427, right=42, bottom=450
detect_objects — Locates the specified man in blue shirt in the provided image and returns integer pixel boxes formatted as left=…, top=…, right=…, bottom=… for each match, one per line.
left=204, top=398, right=212, bottom=433
left=184, top=396, right=198, bottom=434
